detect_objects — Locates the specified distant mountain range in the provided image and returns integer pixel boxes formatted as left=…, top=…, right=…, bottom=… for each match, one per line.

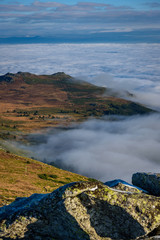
left=1, top=29, right=160, bottom=44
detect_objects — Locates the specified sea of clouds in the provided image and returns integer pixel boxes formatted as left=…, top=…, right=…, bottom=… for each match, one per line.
left=1, top=43, right=160, bottom=182
left=27, top=114, right=160, bottom=182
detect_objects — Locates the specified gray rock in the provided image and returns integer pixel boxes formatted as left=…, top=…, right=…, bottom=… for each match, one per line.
left=105, top=179, right=149, bottom=193
left=1, top=181, right=160, bottom=240
left=132, top=172, right=160, bottom=196
left=141, top=236, right=160, bottom=240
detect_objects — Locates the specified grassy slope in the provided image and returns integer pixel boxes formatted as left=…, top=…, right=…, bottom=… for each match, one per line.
left=0, top=72, right=151, bottom=135
left=0, top=149, right=89, bottom=207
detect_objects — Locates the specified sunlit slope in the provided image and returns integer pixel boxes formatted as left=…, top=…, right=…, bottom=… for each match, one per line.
left=0, top=149, right=89, bottom=207
left=0, top=72, right=151, bottom=133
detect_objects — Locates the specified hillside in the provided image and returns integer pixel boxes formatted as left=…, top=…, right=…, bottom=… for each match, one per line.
left=0, top=149, right=89, bottom=207
left=0, top=72, right=155, bottom=218
left=0, top=72, right=151, bottom=137
left=0, top=72, right=152, bottom=206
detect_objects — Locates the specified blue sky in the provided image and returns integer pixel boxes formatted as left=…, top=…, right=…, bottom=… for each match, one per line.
left=0, top=0, right=160, bottom=43
left=1, top=0, right=160, bottom=9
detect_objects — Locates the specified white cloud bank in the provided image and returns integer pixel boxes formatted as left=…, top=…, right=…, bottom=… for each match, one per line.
left=27, top=114, right=160, bottom=182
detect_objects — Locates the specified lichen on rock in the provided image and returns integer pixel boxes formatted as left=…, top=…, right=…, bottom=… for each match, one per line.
left=0, top=180, right=160, bottom=239
left=104, top=179, right=148, bottom=193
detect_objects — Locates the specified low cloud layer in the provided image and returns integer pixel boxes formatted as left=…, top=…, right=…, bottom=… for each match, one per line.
left=0, top=43, right=159, bottom=80
left=0, top=43, right=160, bottom=109
left=26, top=114, right=160, bottom=182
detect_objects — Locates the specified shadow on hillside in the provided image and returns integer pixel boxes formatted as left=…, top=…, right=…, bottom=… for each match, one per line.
left=78, top=193, right=146, bottom=240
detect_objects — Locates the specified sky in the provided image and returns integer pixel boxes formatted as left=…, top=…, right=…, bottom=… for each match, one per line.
left=0, top=0, right=160, bottom=43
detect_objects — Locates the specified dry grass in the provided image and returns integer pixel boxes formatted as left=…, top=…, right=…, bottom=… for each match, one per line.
left=0, top=149, right=89, bottom=207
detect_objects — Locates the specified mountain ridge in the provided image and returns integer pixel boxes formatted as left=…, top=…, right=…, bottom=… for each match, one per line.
left=0, top=72, right=152, bottom=136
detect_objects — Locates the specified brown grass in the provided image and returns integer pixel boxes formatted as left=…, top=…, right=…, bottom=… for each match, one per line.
left=0, top=80, right=77, bottom=132
left=0, top=149, right=89, bottom=207
left=0, top=73, right=150, bottom=134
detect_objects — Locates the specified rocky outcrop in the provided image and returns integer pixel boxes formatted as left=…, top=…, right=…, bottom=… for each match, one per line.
left=104, top=179, right=149, bottom=193
left=132, top=173, right=160, bottom=196
left=1, top=180, right=160, bottom=240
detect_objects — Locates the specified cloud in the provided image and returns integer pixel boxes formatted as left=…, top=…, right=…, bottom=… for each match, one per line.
left=0, top=2, right=125, bottom=14
left=145, top=2, right=160, bottom=8
left=0, top=3, right=41, bottom=12
left=0, top=1, right=160, bottom=38
left=33, top=1, right=65, bottom=8
left=23, top=114, right=160, bottom=182
left=0, top=1, right=65, bottom=12
left=130, top=91, right=160, bottom=111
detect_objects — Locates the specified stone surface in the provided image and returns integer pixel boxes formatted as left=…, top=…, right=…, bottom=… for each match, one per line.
left=105, top=179, right=148, bottom=193
left=132, top=173, right=160, bottom=196
left=0, top=181, right=160, bottom=239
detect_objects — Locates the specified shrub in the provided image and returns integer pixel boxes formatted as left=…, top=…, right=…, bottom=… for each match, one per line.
left=38, top=173, right=48, bottom=180
left=49, top=174, right=58, bottom=179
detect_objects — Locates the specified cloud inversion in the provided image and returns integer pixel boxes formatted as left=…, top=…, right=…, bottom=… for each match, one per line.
left=1, top=42, right=160, bottom=181
left=26, top=114, right=160, bottom=182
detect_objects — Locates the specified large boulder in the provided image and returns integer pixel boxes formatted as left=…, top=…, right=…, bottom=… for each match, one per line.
left=0, top=181, right=160, bottom=240
left=132, top=173, right=160, bottom=196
